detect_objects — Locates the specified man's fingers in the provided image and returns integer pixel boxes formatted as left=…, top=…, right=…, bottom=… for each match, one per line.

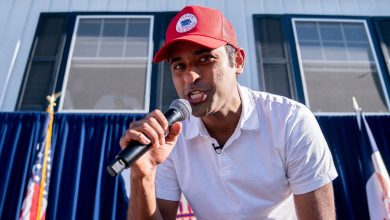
left=138, top=120, right=164, bottom=148
left=148, top=110, right=169, bottom=132
left=144, top=116, right=166, bottom=146
left=120, top=129, right=151, bottom=149
left=120, top=108, right=184, bottom=152
left=121, top=110, right=169, bottom=149
left=165, top=122, right=182, bottom=144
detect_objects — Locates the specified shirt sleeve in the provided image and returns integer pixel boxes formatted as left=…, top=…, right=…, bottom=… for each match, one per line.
left=156, top=154, right=182, bottom=201
left=285, top=105, right=338, bottom=195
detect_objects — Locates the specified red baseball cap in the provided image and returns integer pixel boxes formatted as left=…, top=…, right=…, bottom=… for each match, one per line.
left=153, top=5, right=239, bottom=63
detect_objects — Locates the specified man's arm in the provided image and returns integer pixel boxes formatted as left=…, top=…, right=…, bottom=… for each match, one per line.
left=293, top=183, right=336, bottom=220
left=127, top=170, right=179, bottom=220
left=119, top=110, right=182, bottom=220
left=127, top=168, right=161, bottom=220
left=157, top=199, right=180, bottom=219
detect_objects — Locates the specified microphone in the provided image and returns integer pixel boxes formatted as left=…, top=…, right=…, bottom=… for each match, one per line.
left=107, top=99, right=192, bottom=177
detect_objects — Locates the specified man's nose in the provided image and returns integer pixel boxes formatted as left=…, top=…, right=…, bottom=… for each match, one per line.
left=183, top=67, right=201, bottom=84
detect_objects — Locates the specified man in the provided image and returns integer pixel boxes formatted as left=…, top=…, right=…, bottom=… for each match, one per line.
left=120, top=5, right=338, bottom=220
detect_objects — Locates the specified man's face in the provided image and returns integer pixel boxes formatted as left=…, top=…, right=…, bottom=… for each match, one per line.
left=168, top=41, right=243, bottom=118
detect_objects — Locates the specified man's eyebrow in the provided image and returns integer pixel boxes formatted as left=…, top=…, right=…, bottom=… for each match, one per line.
left=194, top=48, right=212, bottom=55
left=169, top=48, right=213, bottom=64
left=169, top=57, right=181, bottom=64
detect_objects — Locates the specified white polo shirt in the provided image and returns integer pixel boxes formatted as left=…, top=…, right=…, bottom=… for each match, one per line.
left=156, top=85, right=338, bottom=220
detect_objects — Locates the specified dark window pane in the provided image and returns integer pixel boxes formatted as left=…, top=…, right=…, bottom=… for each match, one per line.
left=102, top=19, right=126, bottom=37
left=128, top=19, right=150, bottom=38
left=35, top=17, right=65, bottom=56
left=20, top=63, right=54, bottom=110
left=78, top=19, right=101, bottom=36
left=344, top=23, right=368, bottom=42
left=320, top=23, right=343, bottom=42
left=264, top=64, right=291, bottom=98
left=296, top=22, right=319, bottom=42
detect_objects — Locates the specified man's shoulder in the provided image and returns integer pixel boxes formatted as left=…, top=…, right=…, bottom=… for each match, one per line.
left=241, top=86, right=306, bottom=111
left=239, top=86, right=317, bottom=128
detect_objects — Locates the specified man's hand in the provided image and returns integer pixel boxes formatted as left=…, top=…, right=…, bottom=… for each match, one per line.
left=294, top=183, right=336, bottom=220
left=119, top=109, right=182, bottom=177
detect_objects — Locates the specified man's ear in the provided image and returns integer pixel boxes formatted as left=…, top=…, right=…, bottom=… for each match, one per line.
left=235, top=48, right=245, bottom=75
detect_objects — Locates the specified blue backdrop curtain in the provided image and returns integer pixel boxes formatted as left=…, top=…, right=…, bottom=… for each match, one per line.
left=0, top=113, right=389, bottom=219
left=0, top=113, right=144, bottom=220
left=318, top=115, right=390, bottom=220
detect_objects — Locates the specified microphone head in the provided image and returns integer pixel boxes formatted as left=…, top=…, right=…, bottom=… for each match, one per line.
left=169, top=99, right=192, bottom=121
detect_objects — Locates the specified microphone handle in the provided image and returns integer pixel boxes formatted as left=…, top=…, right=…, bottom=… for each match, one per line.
left=120, top=141, right=151, bottom=168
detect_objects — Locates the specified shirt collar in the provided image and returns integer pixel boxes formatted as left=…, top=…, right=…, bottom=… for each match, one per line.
left=183, top=85, right=260, bottom=140
left=237, top=84, right=261, bottom=131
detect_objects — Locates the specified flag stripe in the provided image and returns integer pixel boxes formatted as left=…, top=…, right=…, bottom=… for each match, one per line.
left=176, top=195, right=196, bottom=220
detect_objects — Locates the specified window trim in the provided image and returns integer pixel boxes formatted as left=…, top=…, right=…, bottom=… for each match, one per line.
left=57, top=15, right=155, bottom=113
left=291, top=17, right=390, bottom=113
left=373, top=17, right=390, bottom=78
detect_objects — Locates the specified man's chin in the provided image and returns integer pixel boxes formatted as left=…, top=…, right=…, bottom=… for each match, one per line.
left=191, top=111, right=203, bottom=118
left=193, top=108, right=216, bottom=119
left=190, top=107, right=207, bottom=118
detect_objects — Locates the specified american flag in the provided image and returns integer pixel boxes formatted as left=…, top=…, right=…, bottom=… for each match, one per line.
left=353, top=97, right=390, bottom=219
left=177, top=195, right=196, bottom=220
left=19, top=94, right=57, bottom=220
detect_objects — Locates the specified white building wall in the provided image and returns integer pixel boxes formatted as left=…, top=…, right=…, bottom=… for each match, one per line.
left=0, top=0, right=389, bottom=110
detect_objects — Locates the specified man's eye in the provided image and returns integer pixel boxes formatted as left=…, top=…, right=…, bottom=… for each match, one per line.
left=173, top=64, right=184, bottom=70
left=199, top=56, right=213, bottom=62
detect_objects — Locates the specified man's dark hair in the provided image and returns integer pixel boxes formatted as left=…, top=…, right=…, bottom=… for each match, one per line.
left=225, top=44, right=236, bottom=67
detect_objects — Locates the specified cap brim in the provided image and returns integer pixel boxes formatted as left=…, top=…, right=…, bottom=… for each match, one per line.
left=153, top=35, right=227, bottom=63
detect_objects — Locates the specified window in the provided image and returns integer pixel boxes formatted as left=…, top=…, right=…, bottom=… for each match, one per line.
left=254, top=15, right=390, bottom=113
left=17, top=13, right=181, bottom=113
left=58, top=16, right=154, bottom=113
left=292, top=19, right=389, bottom=112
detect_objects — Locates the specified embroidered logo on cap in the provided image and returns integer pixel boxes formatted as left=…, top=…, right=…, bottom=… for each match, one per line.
left=176, top=13, right=197, bottom=33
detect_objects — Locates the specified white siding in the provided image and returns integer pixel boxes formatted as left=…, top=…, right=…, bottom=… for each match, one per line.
left=1, top=0, right=390, bottom=110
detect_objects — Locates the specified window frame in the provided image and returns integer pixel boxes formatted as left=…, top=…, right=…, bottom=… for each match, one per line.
left=252, top=15, right=298, bottom=101
left=57, top=15, right=155, bottom=113
left=291, top=17, right=390, bottom=113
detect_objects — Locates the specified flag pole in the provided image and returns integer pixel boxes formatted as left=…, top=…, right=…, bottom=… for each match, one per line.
left=35, top=93, right=60, bottom=220
left=352, top=97, right=361, bottom=129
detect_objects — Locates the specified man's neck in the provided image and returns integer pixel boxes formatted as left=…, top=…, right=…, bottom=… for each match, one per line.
left=201, top=100, right=242, bottom=146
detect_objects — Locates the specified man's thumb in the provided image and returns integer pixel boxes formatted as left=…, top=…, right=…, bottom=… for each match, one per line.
left=165, top=122, right=182, bottom=143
